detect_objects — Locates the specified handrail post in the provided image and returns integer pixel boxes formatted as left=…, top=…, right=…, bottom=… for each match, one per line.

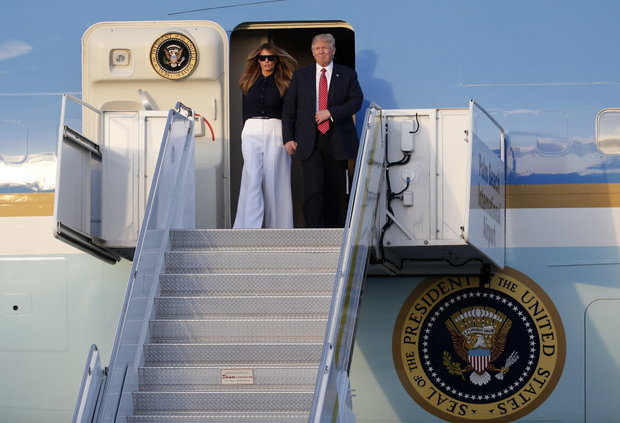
left=310, top=105, right=386, bottom=422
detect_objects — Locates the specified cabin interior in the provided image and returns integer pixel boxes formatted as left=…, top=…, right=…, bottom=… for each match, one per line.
left=229, top=22, right=356, bottom=227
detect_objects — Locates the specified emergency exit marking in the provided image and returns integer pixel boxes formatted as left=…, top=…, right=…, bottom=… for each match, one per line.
left=221, top=368, right=254, bottom=385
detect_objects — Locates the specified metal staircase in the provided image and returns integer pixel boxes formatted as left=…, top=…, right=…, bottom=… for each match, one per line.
left=74, top=105, right=385, bottom=423
left=127, top=228, right=343, bottom=422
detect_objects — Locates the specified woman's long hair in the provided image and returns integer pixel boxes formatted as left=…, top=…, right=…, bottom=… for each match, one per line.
left=239, top=43, right=297, bottom=97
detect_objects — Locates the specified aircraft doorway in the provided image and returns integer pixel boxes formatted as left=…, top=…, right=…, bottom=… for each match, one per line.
left=229, top=22, right=355, bottom=228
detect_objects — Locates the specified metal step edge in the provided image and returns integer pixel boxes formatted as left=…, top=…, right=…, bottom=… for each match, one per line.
left=164, top=252, right=339, bottom=274
left=158, top=292, right=334, bottom=298
left=137, top=385, right=317, bottom=392
left=127, top=411, right=310, bottom=422
left=165, top=250, right=340, bottom=257
left=154, top=314, right=329, bottom=320
left=138, top=366, right=319, bottom=371
left=160, top=272, right=335, bottom=277
left=170, top=228, right=343, bottom=250
left=154, top=296, right=331, bottom=318
left=148, top=320, right=328, bottom=343
left=138, top=365, right=320, bottom=371
left=155, top=295, right=333, bottom=299
left=163, top=268, right=337, bottom=275
left=163, top=250, right=340, bottom=259
left=143, top=343, right=323, bottom=366
left=143, top=342, right=325, bottom=346
left=138, top=366, right=319, bottom=389
left=159, top=273, right=336, bottom=296
left=170, top=247, right=339, bottom=253
left=170, top=244, right=341, bottom=250
left=132, top=390, right=314, bottom=412
left=148, top=320, right=327, bottom=337
left=149, top=317, right=329, bottom=322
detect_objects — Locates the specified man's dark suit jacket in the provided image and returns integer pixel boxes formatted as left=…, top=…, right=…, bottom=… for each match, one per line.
left=283, top=63, right=363, bottom=161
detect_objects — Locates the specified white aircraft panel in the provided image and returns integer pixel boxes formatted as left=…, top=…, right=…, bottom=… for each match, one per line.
left=585, top=299, right=620, bottom=422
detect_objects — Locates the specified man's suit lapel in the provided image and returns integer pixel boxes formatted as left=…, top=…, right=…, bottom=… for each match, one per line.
left=311, top=66, right=317, bottom=103
left=328, top=64, right=341, bottom=104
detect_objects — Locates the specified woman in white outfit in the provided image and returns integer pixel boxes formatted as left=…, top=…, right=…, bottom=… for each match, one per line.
left=234, top=43, right=297, bottom=228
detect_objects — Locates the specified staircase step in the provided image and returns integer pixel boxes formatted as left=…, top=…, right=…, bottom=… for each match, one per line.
left=149, top=319, right=327, bottom=343
left=143, top=343, right=324, bottom=366
left=159, top=273, right=335, bottom=296
left=154, top=295, right=331, bottom=318
left=127, top=411, right=309, bottom=422
left=132, top=391, right=314, bottom=413
left=138, top=366, right=319, bottom=391
left=170, top=228, right=343, bottom=250
left=124, top=228, right=342, bottom=421
left=165, top=250, right=340, bottom=274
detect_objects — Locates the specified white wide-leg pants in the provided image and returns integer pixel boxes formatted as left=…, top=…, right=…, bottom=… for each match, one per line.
left=233, top=118, right=293, bottom=229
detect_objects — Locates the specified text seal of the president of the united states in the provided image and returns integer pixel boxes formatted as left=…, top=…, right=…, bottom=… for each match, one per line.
left=393, top=268, right=565, bottom=422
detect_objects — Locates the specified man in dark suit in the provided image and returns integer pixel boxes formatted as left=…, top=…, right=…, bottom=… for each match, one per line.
left=283, top=33, right=363, bottom=228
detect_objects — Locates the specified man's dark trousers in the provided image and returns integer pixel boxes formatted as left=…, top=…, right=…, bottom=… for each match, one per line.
left=301, top=129, right=348, bottom=228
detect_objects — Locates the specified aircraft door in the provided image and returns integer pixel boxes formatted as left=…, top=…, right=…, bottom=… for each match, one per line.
left=54, top=96, right=121, bottom=263
left=54, top=21, right=230, bottom=263
left=82, top=21, right=230, bottom=232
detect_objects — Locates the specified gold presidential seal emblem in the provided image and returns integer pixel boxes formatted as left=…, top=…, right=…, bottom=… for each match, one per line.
left=150, top=32, right=197, bottom=80
left=393, top=268, right=565, bottom=422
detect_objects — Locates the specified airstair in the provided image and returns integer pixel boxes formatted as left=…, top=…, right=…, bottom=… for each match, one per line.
left=128, top=228, right=341, bottom=422
left=69, top=99, right=506, bottom=421
left=71, top=104, right=385, bottom=423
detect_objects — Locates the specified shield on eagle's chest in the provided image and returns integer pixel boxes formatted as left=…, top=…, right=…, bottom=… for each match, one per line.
left=468, top=348, right=491, bottom=373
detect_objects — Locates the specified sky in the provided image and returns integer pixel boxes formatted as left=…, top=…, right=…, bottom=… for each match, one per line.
left=0, top=1, right=227, bottom=191
left=4, top=0, right=620, bottom=191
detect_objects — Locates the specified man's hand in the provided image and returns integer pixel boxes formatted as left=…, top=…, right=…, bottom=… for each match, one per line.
left=284, top=140, right=297, bottom=156
left=315, top=109, right=331, bottom=124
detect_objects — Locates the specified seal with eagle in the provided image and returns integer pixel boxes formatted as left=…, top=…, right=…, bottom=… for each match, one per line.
left=444, top=307, right=519, bottom=385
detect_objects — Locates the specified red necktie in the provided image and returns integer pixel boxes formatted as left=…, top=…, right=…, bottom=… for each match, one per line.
left=318, top=68, right=329, bottom=134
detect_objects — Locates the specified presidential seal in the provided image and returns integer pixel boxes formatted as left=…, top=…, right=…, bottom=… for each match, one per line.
left=392, top=268, right=565, bottom=422
left=150, top=32, right=197, bottom=80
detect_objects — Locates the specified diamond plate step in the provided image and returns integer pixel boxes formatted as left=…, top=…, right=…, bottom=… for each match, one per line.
left=132, top=391, right=314, bottom=413
left=138, top=366, right=319, bottom=391
left=127, top=412, right=310, bottom=423
left=149, top=319, right=327, bottom=343
left=159, top=273, right=335, bottom=296
left=170, top=228, right=343, bottom=250
left=154, top=296, right=331, bottom=318
left=143, top=343, right=324, bottom=366
left=165, top=250, right=339, bottom=274
left=125, top=227, right=343, bottom=421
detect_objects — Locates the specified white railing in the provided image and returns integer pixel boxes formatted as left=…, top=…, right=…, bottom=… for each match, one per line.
left=73, top=345, right=105, bottom=422
left=310, top=105, right=386, bottom=423
left=84, top=103, right=196, bottom=422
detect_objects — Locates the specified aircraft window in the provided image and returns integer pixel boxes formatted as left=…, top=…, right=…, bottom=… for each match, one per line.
left=596, top=109, right=620, bottom=154
left=0, top=120, right=29, bottom=165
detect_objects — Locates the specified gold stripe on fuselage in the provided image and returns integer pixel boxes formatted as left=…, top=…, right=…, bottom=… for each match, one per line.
left=0, top=184, right=617, bottom=217
left=0, top=193, right=54, bottom=217
left=507, top=183, right=620, bottom=208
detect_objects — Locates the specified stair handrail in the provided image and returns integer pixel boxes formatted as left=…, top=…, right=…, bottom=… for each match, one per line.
left=73, top=344, right=106, bottom=423
left=310, top=104, right=386, bottom=422
left=92, top=103, right=196, bottom=422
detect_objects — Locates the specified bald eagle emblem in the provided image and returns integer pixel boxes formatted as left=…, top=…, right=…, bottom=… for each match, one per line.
left=150, top=32, right=197, bottom=80
left=163, top=44, right=186, bottom=68
left=443, top=307, right=519, bottom=386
